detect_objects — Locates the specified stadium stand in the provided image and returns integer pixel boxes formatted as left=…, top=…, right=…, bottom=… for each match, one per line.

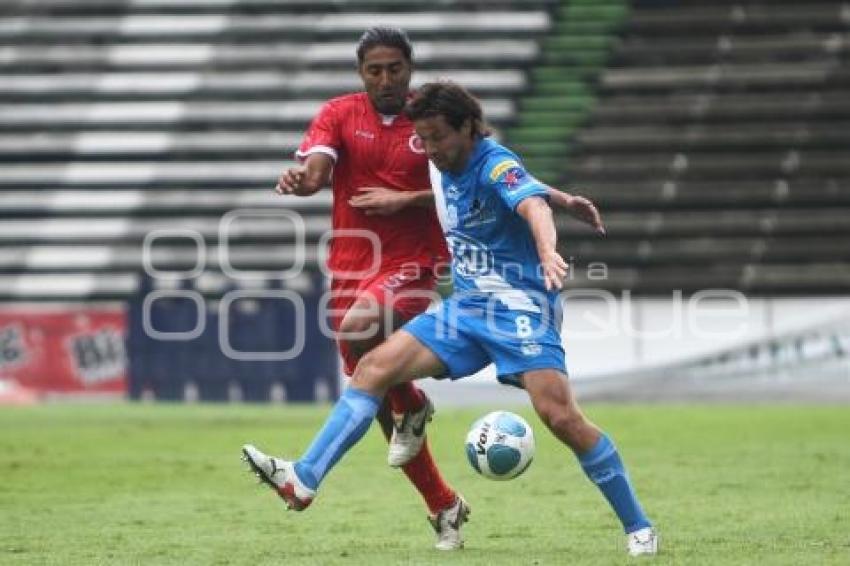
left=0, top=0, right=556, bottom=300
left=3, top=0, right=848, bottom=400
left=529, top=0, right=850, bottom=294
left=0, top=0, right=560, bottom=400
left=7, top=0, right=845, bottom=299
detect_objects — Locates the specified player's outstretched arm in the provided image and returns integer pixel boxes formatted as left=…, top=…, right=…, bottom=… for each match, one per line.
left=275, top=153, right=333, bottom=196
left=349, top=186, right=435, bottom=216
left=546, top=187, right=606, bottom=236
left=517, top=196, right=569, bottom=290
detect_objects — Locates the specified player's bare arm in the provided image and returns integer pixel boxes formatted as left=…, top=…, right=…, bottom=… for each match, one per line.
left=517, top=196, right=569, bottom=291
left=546, top=187, right=606, bottom=236
left=275, top=152, right=333, bottom=196
left=348, top=186, right=434, bottom=216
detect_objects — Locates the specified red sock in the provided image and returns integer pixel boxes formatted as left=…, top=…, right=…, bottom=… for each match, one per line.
left=385, top=382, right=426, bottom=414
left=401, top=439, right=457, bottom=514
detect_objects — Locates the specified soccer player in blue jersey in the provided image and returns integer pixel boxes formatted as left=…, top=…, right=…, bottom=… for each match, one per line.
left=243, top=81, right=658, bottom=555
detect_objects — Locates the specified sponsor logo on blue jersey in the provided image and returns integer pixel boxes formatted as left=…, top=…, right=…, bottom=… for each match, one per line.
left=446, top=232, right=495, bottom=277
left=503, top=167, right=527, bottom=191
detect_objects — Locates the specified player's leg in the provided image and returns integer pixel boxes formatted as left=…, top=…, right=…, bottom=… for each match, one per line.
left=520, top=369, right=599, bottom=452
left=520, top=369, right=657, bottom=555
left=243, top=329, right=442, bottom=510
left=327, top=277, right=408, bottom=464
left=284, top=330, right=445, bottom=506
left=337, top=270, right=432, bottom=437
left=330, top=281, right=425, bottom=477
left=338, top=290, right=430, bottom=423
left=243, top=300, right=483, bottom=546
left=338, top=293, right=429, bottom=435
left=337, top=272, right=458, bottom=515
left=478, top=304, right=656, bottom=555
left=348, top=328, right=475, bottom=550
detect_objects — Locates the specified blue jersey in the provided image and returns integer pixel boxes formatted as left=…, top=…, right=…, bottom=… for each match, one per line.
left=408, top=137, right=567, bottom=383
left=430, top=137, right=557, bottom=314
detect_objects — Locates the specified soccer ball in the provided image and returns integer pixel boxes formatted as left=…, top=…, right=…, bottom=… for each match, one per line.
left=465, top=411, right=535, bottom=480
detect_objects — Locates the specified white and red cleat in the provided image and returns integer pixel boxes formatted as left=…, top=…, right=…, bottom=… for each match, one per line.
left=388, top=393, right=435, bottom=467
left=428, top=494, right=471, bottom=550
left=241, top=444, right=316, bottom=511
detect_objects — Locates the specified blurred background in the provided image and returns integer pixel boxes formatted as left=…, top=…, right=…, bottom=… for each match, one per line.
left=1, top=0, right=848, bottom=406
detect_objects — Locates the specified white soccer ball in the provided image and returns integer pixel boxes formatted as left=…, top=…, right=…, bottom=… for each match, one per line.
left=465, top=411, right=535, bottom=480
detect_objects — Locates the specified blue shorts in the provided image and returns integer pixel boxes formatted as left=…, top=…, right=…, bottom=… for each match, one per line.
left=402, top=296, right=567, bottom=388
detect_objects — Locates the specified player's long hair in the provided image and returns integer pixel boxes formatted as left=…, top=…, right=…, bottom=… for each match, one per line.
left=356, top=26, right=413, bottom=64
left=404, top=81, right=493, bottom=138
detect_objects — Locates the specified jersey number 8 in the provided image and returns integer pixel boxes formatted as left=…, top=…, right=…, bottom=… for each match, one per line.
left=515, top=315, right=533, bottom=338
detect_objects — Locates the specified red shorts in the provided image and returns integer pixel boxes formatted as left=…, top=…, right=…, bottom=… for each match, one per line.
left=329, top=265, right=437, bottom=375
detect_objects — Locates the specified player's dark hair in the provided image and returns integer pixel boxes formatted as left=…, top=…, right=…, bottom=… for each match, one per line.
left=404, top=80, right=492, bottom=138
left=356, top=26, right=413, bottom=64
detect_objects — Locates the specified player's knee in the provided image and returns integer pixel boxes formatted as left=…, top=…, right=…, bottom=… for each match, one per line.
left=539, top=404, right=588, bottom=446
left=338, top=312, right=379, bottom=340
left=351, top=349, right=395, bottom=391
left=338, top=313, right=383, bottom=355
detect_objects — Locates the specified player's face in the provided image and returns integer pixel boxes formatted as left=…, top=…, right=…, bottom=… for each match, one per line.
left=358, top=46, right=412, bottom=115
left=414, top=115, right=475, bottom=174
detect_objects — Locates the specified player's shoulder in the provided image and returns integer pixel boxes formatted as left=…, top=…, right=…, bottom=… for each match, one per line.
left=477, top=139, right=523, bottom=184
left=322, top=92, right=369, bottom=113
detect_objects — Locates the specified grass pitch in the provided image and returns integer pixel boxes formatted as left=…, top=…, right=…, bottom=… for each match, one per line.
left=1, top=402, right=848, bottom=565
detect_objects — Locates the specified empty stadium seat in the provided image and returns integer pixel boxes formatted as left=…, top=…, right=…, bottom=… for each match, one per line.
left=3, top=0, right=847, bottom=298
left=512, top=0, right=850, bottom=293
left=0, top=0, right=553, bottom=299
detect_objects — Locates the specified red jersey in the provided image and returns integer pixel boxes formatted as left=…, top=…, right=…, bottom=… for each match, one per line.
left=296, top=92, right=447, bottom=278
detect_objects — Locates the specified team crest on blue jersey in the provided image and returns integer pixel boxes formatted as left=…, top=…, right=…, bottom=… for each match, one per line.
left=503, top=167, right=527, bottom=190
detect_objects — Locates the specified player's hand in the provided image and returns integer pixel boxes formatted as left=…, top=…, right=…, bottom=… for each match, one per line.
left=561, top=194, right=606, bottom=236
left=275, top=165, right=307, bottom=195
left=540, top=249, right=569, bottom=291
left=349, top=186, right=410, bottom=216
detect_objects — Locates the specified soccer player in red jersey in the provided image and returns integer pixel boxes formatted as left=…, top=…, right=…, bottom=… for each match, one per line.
left=257, top=27, right=606, bottom=550
left=272, top=27, right=466, bottom=550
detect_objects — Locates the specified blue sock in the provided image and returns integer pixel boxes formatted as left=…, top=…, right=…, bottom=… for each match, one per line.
left=578, top=433, right=651, bottom=534
left=294, top=388, right=380, bottom=490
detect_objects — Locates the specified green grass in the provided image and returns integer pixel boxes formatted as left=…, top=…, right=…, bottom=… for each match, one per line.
left=1, top=403, right=848, bottom=565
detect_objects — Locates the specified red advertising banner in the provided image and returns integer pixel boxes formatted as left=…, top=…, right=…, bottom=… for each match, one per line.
left=0, top=304, right=127, bottom=396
